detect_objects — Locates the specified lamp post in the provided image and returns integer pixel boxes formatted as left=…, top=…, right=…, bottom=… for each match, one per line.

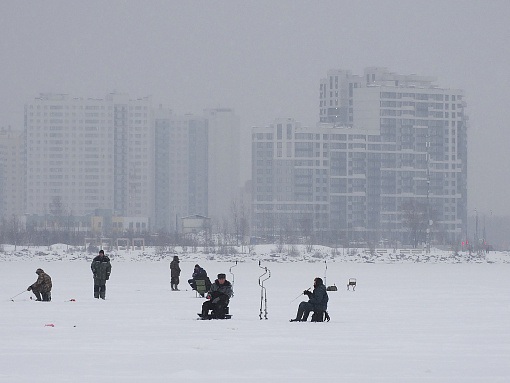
left=474, top=208, right=478, bottom=253
left=425, top=136, right=431, bottom=254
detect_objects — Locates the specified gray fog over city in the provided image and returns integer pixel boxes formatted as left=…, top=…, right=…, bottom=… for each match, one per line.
left=1, top=0, right=510, bottom=248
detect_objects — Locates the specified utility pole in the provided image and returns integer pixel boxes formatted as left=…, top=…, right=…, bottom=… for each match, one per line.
left=425, top=136, right=431, bottom=254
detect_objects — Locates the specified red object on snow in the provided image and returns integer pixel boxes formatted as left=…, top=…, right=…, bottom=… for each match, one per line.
left=45, top=324, right=55, bottom=327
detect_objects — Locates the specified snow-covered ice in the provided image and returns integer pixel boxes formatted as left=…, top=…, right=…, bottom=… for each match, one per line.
left=1, top=245, right=509, bottom=382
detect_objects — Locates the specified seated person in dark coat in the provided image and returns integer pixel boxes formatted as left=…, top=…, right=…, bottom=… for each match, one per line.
left=200, top=273, right=233, bottom=319
left=188, top=264, right=212, bottom=293
left=290, top=277, right=329, bottom=322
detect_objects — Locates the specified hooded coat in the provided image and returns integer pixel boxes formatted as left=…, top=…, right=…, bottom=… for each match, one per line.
left=31, top=269, right=52, bottom=293
left=170, top=257, right=181, bottom=278
left=308, top=281, right=328, bottom=311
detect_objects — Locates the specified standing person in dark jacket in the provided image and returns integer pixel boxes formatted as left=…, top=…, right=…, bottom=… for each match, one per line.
left=290, top=277, right=329, bottom=322
left=200, top=273, right=233, bottom=319
left=170, top=256, right=181, bottom=291
left=91, top=249, right=112, bottom=299
left=27, top=268, right=52, bottom=301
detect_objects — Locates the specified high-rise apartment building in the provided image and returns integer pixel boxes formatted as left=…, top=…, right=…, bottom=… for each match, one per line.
left=205, top=108, right=241, bottom=227
left=252, top=68, right=467, bottom=246
left=154, top=107, right=240, bottom=233
left=24, top=93, right=154, bottom=227
left=154, top=108, right=208, bottom=232
left=0, top=127, right=24, bottom=222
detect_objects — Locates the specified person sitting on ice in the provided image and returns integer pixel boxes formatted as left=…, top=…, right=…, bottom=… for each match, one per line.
left=200, top=273, right=233, bottom=319
left=290, top=277, right=328, bottom=322
left=27, top=268, right=52, bottom=301
left=188, top=264, right=211, bottom=293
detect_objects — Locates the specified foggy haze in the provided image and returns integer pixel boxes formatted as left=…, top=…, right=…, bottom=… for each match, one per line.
left=1, top=0, right=509, bottom=216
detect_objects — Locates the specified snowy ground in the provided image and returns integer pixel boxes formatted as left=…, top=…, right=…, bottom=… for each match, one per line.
left=1, top=245, right=509, bottom=382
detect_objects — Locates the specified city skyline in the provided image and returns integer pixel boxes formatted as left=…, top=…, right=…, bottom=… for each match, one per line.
left=1, top=1, right=509, bottom=217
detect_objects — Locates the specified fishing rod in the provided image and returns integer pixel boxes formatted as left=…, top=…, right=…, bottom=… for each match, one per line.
left=290, top=287, right=311, bottom=303
left=9, top=290, right=27, bottom=302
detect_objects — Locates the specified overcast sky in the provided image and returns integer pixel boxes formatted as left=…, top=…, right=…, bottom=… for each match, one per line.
left=1, top=0, right=509, bottom=216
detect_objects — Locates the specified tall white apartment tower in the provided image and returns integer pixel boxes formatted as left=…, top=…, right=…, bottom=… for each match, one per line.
left=253, top=67, right=468, bottom=245
left=205, top=108, right=241, bottom=227
left=24, top=93, right=154, bottom=226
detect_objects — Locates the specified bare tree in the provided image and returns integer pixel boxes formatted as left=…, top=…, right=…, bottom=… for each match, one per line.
left=299, top=215, right=314, bottom=253
left=401, top=200, right=427, bottom=248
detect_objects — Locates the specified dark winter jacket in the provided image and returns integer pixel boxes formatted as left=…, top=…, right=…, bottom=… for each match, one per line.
left=91, top=255, right=112, bottom=285
left=31, top=269, right=52, bottom=293
left=308, top=283, right=328, bottom=311
left=208, top=279, right=233, bottom=304
left=170, top=258, right=181, bottom=278
left=192, top=266, right=208, bottom=279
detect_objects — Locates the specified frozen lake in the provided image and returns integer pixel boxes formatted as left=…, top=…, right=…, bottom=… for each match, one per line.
left=1, top=258, right=509, bottom=382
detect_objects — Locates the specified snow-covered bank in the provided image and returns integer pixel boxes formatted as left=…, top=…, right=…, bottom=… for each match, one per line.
left=1, top=243, right=509, bottom=263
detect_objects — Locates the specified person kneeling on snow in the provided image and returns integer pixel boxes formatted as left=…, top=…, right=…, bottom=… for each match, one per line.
left=200, top=273, right=233, bottom=319
left=27, top=268, right=52, bottom=301
left=290, top=277, right=328, bottom=322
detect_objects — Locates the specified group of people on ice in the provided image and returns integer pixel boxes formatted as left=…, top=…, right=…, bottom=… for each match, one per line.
left=27, top=251, right=329, bottom=322
left=27, top=249, right=112, bottom=301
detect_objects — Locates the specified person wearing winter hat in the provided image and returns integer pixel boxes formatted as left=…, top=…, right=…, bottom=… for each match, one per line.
left=91, top=249, right=112, bottom=299
left=200, top=273, right=233, bottom=319
left=187, top=264, right=211, bottom=295
left=170, top=256, right=181, bottom=291
left=27, top=268, right=52, bottom=301
left=290, top=277, right=329, bottom=322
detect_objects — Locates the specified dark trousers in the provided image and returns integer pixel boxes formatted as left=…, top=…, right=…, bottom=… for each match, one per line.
left=94, top=284, right=106, bottom=299
left=201, top=297, right=229, bottom=319
left=295, top=301, right=314, bottom=321
left=32, top=289, right=51, bottom=301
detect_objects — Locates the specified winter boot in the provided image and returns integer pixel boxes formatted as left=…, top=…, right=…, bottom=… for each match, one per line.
left=33, top=291, right=42, bottom=301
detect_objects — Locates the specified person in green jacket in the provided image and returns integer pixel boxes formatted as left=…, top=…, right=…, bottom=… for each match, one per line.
left=91, top=249, right=112, bottom=299
left=27, top=268, right=52, bottom=301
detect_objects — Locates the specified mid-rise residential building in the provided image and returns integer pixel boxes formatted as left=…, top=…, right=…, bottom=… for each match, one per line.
left=154, top=108, right=208, bottom=232
left=205, top=108, right=241, bottom=228
left=24, top=93, right=154, bottom=230
left=0, top=127, right=24, bottom=222
left=154, top=107, right=240, bottom=233
left=252, top=68, right=467, bottom=246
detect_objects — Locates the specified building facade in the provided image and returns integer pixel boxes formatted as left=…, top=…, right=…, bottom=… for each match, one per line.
left=0, top=127, right=24, bottom=223
left=252, top=68, right=467, bottom=246
left=205, top=108, right=241, bottom=228
left=24, top=93, right=154, bottom=230
left=154, top=108, right=208, bottom=232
